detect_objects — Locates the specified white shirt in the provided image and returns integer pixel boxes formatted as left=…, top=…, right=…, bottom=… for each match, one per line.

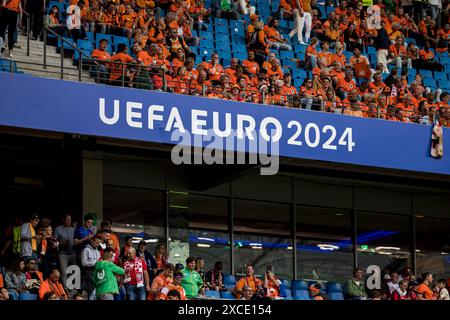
left=387, top=281, right=399, bottom=293
left=440, top=288, right=450, bottom=300
left=66, top=14, right=81, bottom=30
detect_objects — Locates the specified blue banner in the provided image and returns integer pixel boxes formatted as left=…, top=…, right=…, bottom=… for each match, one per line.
left=1, top=72, right=449, bottom=175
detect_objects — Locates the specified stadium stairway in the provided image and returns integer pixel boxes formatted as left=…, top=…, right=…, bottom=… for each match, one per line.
left=9, top=35, right=93, bottom=82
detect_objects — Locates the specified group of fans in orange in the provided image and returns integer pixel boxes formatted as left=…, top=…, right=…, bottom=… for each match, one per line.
left=45, top=0, right=450, bottom=126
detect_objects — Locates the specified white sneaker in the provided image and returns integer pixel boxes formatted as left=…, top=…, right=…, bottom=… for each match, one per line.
left=299, top=40, right=306, bottom=45
left=8, top=51, right=13, bottom=58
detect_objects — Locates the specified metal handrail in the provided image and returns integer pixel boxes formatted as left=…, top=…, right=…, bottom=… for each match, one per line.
left=43, top=26, right=95, bottom=80
left=22, top=10, right=30, bottom=57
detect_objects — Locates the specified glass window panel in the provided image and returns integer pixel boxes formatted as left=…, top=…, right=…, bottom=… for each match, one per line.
left=234, top=200, right=292, bottom=280
left=416, top=216, right=450, bottom=280
left=103, top=186, right=164, bottom=253
left=169, top=193, right=230, bottom=273
left=357, top=211, right=411, bottom=276
left=296, top=206, right=353, bottom=283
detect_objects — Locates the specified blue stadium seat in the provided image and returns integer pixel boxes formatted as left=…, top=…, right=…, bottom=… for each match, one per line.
left=232, top=44, right=247, bottom=53
left=222, top=58, right=231, bottom=66
left=434, top=72, right=447, bottom=81
left=439, top=80, right=450, bottom=90
left=217, top=50, right=232, bottom=60
left=326, top=282, right=343, bottom=293
left=293, top=289, right=310, bottom=300
left=200, top=30, right=214, bottom=41
left=215, top=24, right=229, bottom=35
left=367, top=46, right=377, bottom=55
left=440, top=56, right=450, bottom=65
left=291, top=280, right=308, bottom=291
left=291, top=69, right=308, bottom=79
left=223, top=274, right=236, bottom=285
left=283, top=288, right=293, bottom=300
left=85, top=32, right=94, bottom=44
left=205, top=290, right=221, bottom=299
left=57, top=37, right=75, bottom=53
left=0, top=59, right=18, bottom=72
left=293, top=44, right=307, bottom=53
left=216, top=42, right=231, bottom=52
left=77, top=39, right=94, bottom=51
left=423, top=78, right=437, bottom=89
left=221, top=291, right=236, bottom=299
left=19, top=293, right=38, bottom=300
left=195, top=55, right=203, bottom=65
left=329, top=292, right=344, bottom=300
left=233, top=52, right=247, bottom=60
left=406, top=38, right=416, bottom=45
left=283, top=59, right=297, bottom=69
left=417, top=69, right=433, bottom=79
left=113, top=36, right=129, bottom=50
left=73, top=48, right=92, bottom=63
left=229, top=20, right=244, bottom=29
left=280, top=51, right=294, bottom=60
left=200, top=39, right=215, bottom=50
left=230, top=26, right=245, bottom=36
left=200, top=47, right=214, bottom=58
left=280, top=279, right=290, bottom=289
left=214, top=17, right=228, bottom=26
left=231, top=34, right=246, bottom=45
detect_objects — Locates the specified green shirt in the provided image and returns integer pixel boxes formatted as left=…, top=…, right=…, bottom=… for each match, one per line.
left=220, top=0, right=231, bottom=11
left=94, top=260, right=125, bottom=295
left=181, top=268, right=203, bottom=299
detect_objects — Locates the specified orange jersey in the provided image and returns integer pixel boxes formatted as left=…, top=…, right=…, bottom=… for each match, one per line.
left=317, top=51, right=334, bottom=67
left=5, top=0, right=21, bottom=12
left=242, top=60, right=260, bottom=76
left=333, top=53, right=347, bottom=67
left=337, top=78, right=357, bottom=92
left=136, top=50, right=152, bottom=66
left=282, top=85, right=298, bottom=96
left=159, top=284, right=187, bottom=300
left=186, top=68, right=199, bottom=82
left=419, top=49, right=435, bottom=60
left=200, top=62, right=224, bottom=81
left=91, top=49, right=111, bottom=61
left=109, top=53, right=134, bottom=81
left=389, top=44, right=407, bottom=57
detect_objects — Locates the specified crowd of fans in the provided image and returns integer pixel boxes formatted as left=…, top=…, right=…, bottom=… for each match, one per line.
left=0, top=213, right=449, bottom=301
left=1, top=0, right=450, bottom=125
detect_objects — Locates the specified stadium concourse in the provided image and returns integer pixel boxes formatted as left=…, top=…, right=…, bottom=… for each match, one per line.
left=1, top=0, right=450, bottom=302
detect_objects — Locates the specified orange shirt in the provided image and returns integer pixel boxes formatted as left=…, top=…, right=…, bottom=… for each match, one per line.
left=159, top=284, right=187, bottom=300
left=0, top=273, right=3, bottom=288
left=5, top=0, right=21, bottom=12
left=101, top=11, right=119, bottom=25
left=149, top=274, right=173, bottom=300
left=300, top=86, right=317, bottom=97
left=333, top=53, right=347, bottom=67
left=419, top=49, right=435, bottom=60
left=306, top=45, right=317, bottom=58
left=91, top=49, right=111, bottom=61
left=264, top=26, right=281, bottom=43
left=109, top=53, right=134, bottom=81
left=120, top=13, right=137, bottom=29
left=186, top=68, right=199, bottom=82
left=270, top=93, right=288, bottom=105
left=200, top=62, right=224, bottom=81
left=282, top=85, right=298, bottom=96
left=417, top=283, right=433, bottom=300
left=337, top=78, right=357, bottom=92
left=317, top=51, right=334, bottom=67
left=136, top=50, right=152, bottom=66
left=242, top=60, right=260, bottom=76
left=267, top=67, right=283, bottom=79
left=174, top=76, right=189, bottom=94
left=369, top=81, right=386, bottom=94
left=39, top=280, right=67, bottom=300
left=389, top=44, right=407, bottom=57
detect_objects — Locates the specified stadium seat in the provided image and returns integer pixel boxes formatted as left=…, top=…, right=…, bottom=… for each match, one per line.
left=215, top=24, right=229, bottom=35
left=423, top=78, right=437, bottom=89
left=19, top=293, right=38, bottom=300
left=205, top=290, right=221, bottom=299
left=113, top=36, right=129, bottom=51
left=0, top=59, right=18, bottom=72
left=85, top=32, right=95, bottom=44
left=217, top=50, right=232, bottom=60
left=233, top=52, right=247, bottom=60
left=214, top=17, right=228, bottom=26
left=291, top=280, right=308, bottom=291
left=280, top=51, right=294, bottom=60
left=216, top=42, right=231, bottom=52
left=367, top=46, right=377, bottom=55
left=417, top=69, right=433, bottom=79
left=229, top=19, right=244, bottom=29
left=221, top=291, right=236, bottom=299
left=434, top=72, right=448, bottom=81
left=328, top=292, right=344, bottom=300
left=440, top=56, right=450, bottom=65
left=293, top=289, right=310, bottom=300
left=223, top=274, right=236, bottom=286
left=57, top=37, right=75, bottom=53
left=283, top=288, right=293, bottom=300
left=200, top=31, right=214, bottom=41
left=326, top=282, right=343, bottom=293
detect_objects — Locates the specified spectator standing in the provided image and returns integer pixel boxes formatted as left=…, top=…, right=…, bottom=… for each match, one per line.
left=264, top=266, right=282, bottom=299
left=24, top=0, right=45, bottom=40
left=0, top=0, right=23, bottom=58
left=102, top=219, right=120, bottom=252
left=346, top=267, right=368, bottom=300
left=38, top=269, right=67, bottom=300
left=374, top=23, right=391, bottom=73
left=137, top=240, right=158, bottom=282
left=54, top=214, right=76, bottom=290
left=181, top=256, right=204, bottom=299
left=159, top=271, right=187, bottom=300
left=205, top=261, right=225, bottom=291
left=387, top=272, right=400, bottom=296
left=81, top=235, right=101, bottom=299
left=74, top=214, right=94, bottom=260
left=154, top=243, right=168, bottom=270
left=20, top=214, right=41, bottom=260
left=94, top=251, right=125, bottom=301
left=123, top=247, right=150, bottom=300
left=39, top=225, right=59, bottom=279
left=417, top=272, right=434, bottom=300
left=195, top=257, right=206, bottom=284
left=149, top=263, right=174, bottom=300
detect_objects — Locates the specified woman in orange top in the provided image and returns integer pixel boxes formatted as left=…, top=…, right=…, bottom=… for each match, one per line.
left=171, top=48, right=186, bottom=74
left=154, top=243, right=168, bottom=270
left=323, top=89, right=342, bottom=113
left=300, top=78, right=319, bottom=110
left=174, top=66, right=189, bottom=94
left=0, top=0, right=22, bottom=57
left=243, top=51, right=260, bottom=77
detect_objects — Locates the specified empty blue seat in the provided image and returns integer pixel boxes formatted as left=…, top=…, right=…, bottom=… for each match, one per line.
left=200, top=31, right=214, bottom=41
left=73, top=48, right=92, bottom=63
left=283, top=288, right=293, bottom=300
left=326, top=282, right=343, bottom=293
left=406, top=37, right=416, bottom=45
left=292, top=69, right=307, bottom=79
left=216, top=42, right=231, bottom=51
left=19, top=293, right=38, bottom=300
left=200, top=39, right=214, bottom=49
left=233, top=52, right=247, bottom=60
left=367, top=46, right=377, bottom=55
left=205, top=290, right=221, bottom=299
left=223, top=274, right=236, bottom=285
left=222, top=58, right=231, bottom=66
left=280, top=51, right=294, bottom=59
left=215, top=24, right=229, bottom=35
left=214, top=17, right=228, bottom=26
left=57, top=37, right=75, bottom=52
left=329, top=292, right=344, bottom=300
left=434, top=72, right=447, bottom=81
left=217, top=50, right=232, bottom=60
left=229, top=19, right=244, bottom=28
left=293, top=289, right=310, bottom=300
left=283, top=59, right=297, bottom=69
left=195, top=55, right=203, bottom=65
left=423, top=78, right=437, bottom=88
left=113, top=36, right=129, bottom=48
left=0, top=59, right=18, bottom=72
left=85, top=32, right=95, bottom=43
left=291, top=280, right=308, bottom=291
left=221, top=291, right=235, bottom=299
left=199, top=47, right=214, bottom=58
left=440, top=56, right=450, bottom=65
left=77, top=39, right=94, bottom=50
left=293, top=43, right=307, bottom=52
left=232, top=44, right=247, bottom=53
left=417, top=69, right=433, bottom=79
